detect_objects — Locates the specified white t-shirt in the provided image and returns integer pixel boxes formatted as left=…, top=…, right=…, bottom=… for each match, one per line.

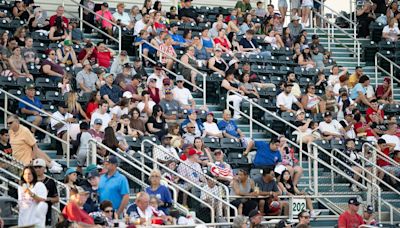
left=18, top=182, right=48, bottom=227
left=276, top=92, right=298, bottom=110
left=382, top=25, right=400, bottom=41
left=90, top=111, right=112, bottom=131
left=110, top=106, right=129, bottom=119
left=50, top=111, right=74, bottom=135
left=381, top=134, right=400, bottom=150
left=172, top=86, right=193, bottom=106
left=203, top=121, right=222, bottom=138
left=319, top=120, right=343, bottom=135
left=113, top=11, right=131, bottom=26
left=137, top=100, right=156, bottom=114
left=147, top=73, right=166, bottom=90
left=264, top=36, right=278, bottom=48
left=134, top=19, right=148, bottom=35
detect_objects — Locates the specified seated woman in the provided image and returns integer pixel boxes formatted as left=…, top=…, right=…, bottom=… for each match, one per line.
left=213, top=28, right=232, bottom=53
left=9, top=46, right=33, bottom=80
left=278, top=170, right=320, bottom=217
left=203, top=112, right=223, bottom=139
left=239, top=72, right=259, bottom=98
left=282, top=27, right=294, bottom=49
left=278, top=136, right=303, bottom=186
left=382, top=18, right=400, bottom=42
left=264, top=29, right=284, bottom=49
left=230, top=169, right=258, bottom=215
left=146, top=104, right=167, bottom=140
left=183, top=29, right=193, bottom=46
left=208, top=48, right=229, bottom=76
left=239, top=13, right=260, bottom=36
left=180, top=46, right=200, bottom=91
left=227, top=32, right=241, bottom=53
left=102, top=126, right=128, bottom=156
left=12, top=0, right=30, bottom=21
left=66, top=91, right=90, bottom=121
left=49, top=16, right=70, bottom=42
left=145, top=169, right=173, bottom=214
left=200, top=27, right=215, bottom=53
left=221, top=70, right=245, bottom=119
left=292, top=109, right=317, bottom=145
left=193, top=137, right=213, bottom=166
left=14, top=27, right=27, bottom=47
left=301, top=84, right=321, bottom=114
left=298, top=45, right=315, bottom=70
left=192, top=35, right=208, bottom=65
left=56, top=40, right=81, bottom=68
left=41, top=49, right=65, bottom=80
left=129, top=107, right=146, bottom=137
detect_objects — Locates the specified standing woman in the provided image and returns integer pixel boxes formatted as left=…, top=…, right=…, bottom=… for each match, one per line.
left=18, top=166, right=48, bottom=227
left=278, top=0, right=288, bottom=24
left=301, top=0, right=314, bottom=25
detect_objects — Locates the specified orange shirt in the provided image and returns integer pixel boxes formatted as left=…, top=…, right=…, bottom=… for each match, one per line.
left=9, top=125, right=36, bottom=165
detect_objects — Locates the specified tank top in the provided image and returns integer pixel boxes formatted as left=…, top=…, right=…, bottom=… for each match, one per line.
left=221, top=79, right=239, bottom=97
left=230, top=178, right=251, bottom=195
left=53, top=29, right=65, bottom=39
left=213, top=57, right=228, bottom=72
left=306, top=94, right=320, bottom=109
left=60, top=48, right=73, bottom=67
left=201, top=37, right=213, bottom=49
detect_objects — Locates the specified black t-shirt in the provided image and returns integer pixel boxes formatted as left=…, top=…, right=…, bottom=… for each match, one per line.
left=178, top=7, right=198, bottom=20
left=239, top=38, right=259, bottom=49
left=146, top=116, right=166, bottom=132
left=83, top=185, right=99, bottom=213
left=0, top=142, right=12, bottom=155
left=41, top=177, right=58, bottom=226
left=372, top=0, right=387, bottom=14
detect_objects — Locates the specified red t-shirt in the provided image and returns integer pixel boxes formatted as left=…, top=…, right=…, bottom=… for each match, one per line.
left=337, top=211, right=364, bottom=228
left=86, top=101, right=98, bottom=119
left=77, top=49, right=97, bottom=64
left=94, top=49, right=112, bottom=68
left=49, top=15, right=69, bottom=28
left=365, top=108, right=384, bottom=123
left=62, top=202, right=94, bottom=225
left=377, top=147, right=391, bottom=167
left=354, top=122, right=375, bottom=137
left=376, top=85, right=391, bottom=99
left=213, top=37, right=230, bottom=50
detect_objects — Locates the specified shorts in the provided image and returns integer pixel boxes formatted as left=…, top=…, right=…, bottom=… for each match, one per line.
left=291, top=0, right=301, bottom=9
left=301, top=0, right=314, bottom=8
left=26, top=115, right=47, bottom=125
left=278, top=0, right=288, bottom=8
left=382, top=165, right=400, bottom=176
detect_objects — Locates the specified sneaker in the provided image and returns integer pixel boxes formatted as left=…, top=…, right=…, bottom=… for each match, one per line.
left=310, top=210, right=321, bottom=218
left=51, top=160, right=62, bottom=167
left=351, top=184, right=359, bottom=192
left=48, top=165, right=63, bottom=173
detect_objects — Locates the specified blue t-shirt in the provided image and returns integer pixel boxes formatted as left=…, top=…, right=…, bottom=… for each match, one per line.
left=135, top=37, right=156, bottom=54
left=98, top=171, right=130, bottom=210
left=253, top=141, right=282, bottom=168
left=350, top=83, right=366, bottom=100
left=100, top=84, right=122, bottom=104
left=19, top=96, right=43, bottom=112
left=218, top=120, right=240, bottom=138
left=145, top=185, right=172, bottom=213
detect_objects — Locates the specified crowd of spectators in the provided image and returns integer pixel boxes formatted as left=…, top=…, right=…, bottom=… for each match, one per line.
left=0, top=0, right=399, bottom=227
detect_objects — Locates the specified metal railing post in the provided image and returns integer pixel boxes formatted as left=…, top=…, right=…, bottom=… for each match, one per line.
left=79, top=4, right=83, bottom=30
left=327, top=23, right=331, bottom=52
left=375, top=54, right=378, bottom=87
left=390, top=62, right=394, bottom=100
left=4, top=93, right=7, bottom=128
left=249, top=102, right=253, bottom=138
left=202, top=73, right=206, bottom=107
left=89, top=140, right=97, bottom=165
left=313, top=145, right=318, bottom=195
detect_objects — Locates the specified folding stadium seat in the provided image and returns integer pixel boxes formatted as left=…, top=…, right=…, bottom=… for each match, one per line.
left=306, top=68, right=319, bottom=78
left=125, top=136, right=142, bottom=151
left=220, top=138, right=244, bottom=153
left=263, top=55, right=278, bottom=65
left=331, top=139, right=345, bottom=151
left=35, top=77, right=57, bottom=90
left=227, top=152, right=249, bottom=168
left=369, top=21, right=385, bottom=43
left=251, top=64, right=264, bottom=74
left=278, top=56, right=292, bottom=67
left=248, top=54, right=264, bottom=65
left=260, top=87, right=278, bottom=98
left=31, top=32, right=51, bottom=43
left=203, top=137, right=221, bottom=150
left=234, top=53, right=248, bottom=62
left=73, top=44, right=82, bottom=53
left=258, top=75, right=270, bottom=84
left=263, top=112, right=286, bottom=134
left=379, top=50, right=395, bottom=73
left=269, top=75, right=283, bottom=85
left=379, top=40, right=396, bottom=51
left=363, top=41, right=378, bottom=64
left=294, top=66, right=306, bottom=76
left=313, top=113, right=324, bottom=122
left=383, top=104, right=400, bottom=115
left=8, top=89, right=24, bottom=99
left=0, top=18, right=9, bottom=30
left=313, top=139, right=332, bottom=151
left=265, top=65, right=278, bottom=75
left=250, top=168, right=263, bottom=179
left=16, top=77, right=34, bottom=89
left=78, top=92, right=92, bottom=103
left=197, top=22, right=210, bottom=31
left=142, top=135, right=161, bottom=147
left=0, top=76, right=17, bottom=89
left=42, top=103, right=57, bottom=113
left=45, top=91, right=63, bottom=103
left=196, top=109, right=207, bottom=120
left=33, top=42, right=48, bottom=53
left=9, top=19, right=24, bottom=32
left=299, top=77, right=312, bottom=87
left=281, top=112, right=295, bottom=123
left=49, top=43, right=63, bottom=50
left=221, top=53, right=232, bottom=62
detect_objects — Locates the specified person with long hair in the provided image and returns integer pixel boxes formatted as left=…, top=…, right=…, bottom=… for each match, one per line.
left=213, top=28, right=232, bottom=53
left=64, top=168, right=78, bottom=191
left=102, top=126, right=128, bottom=155
left=9, top=46, right=33, bottom=80
left=208, top=47, right=228, bottom=76
left=193, top=137, right=213, bottom=166
left=153, top=11, right=168, bottom=33
left=200, top=27, right=215, bottom=53
left=239, top=72, right=259, bottom=99
left=221, top=70, right=244, bottom=119
left=297, top=45, right=315, bottom=69
left=0, top=31, right=8, bottom=47
left=142, top=0, right=153, bottom=14
left=180, top=46, right=199, bottom=90
left=145, top=169, right=173, bottom=214
left=231, top=169, right=257, bottom=215
left=227, top=32, right=240, bottom=52
left=49, top=16, right=70, bottom=42
left=148, top=78, right=162, bottom=104
left=277, top=170, right=319, bottom=217
left=168, top=123, right=183, bottom=148
left=67, top=91, right=90, bottom=121
left=12, top=0, right=30, bottom=21
left=282, top=27, right=294, bottom=49
left=18, top=166, right=48, bottom=227
left=85, top=92, right=101, bottom=119
left=158, top=35, right=177, bottom=70
left=192, top=35, right=208, bottom=65
left=56, top=40, right=80, bottom=68
left=129, top=107, right=146, bottom=137
left=146, top=104, right=167, bottom=140
left=301, top=84, right=321, bottom=114
left=14, top=27, right=27, bottom=46
left=111, top=98, right=130, bottom=120
left=89, top=200, right=116, bottom=227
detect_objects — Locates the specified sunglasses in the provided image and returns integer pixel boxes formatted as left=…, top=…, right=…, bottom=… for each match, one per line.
left=104, top=210, right=113, bottom=213
left=188, top=126, right=195, bottom=129
left=7, top=121, right=13, bottom=125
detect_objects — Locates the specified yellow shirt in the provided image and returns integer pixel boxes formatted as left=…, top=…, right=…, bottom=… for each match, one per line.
left=349, top=73, right=359, bottom=88
left=9, top=125, right=35, bottom=165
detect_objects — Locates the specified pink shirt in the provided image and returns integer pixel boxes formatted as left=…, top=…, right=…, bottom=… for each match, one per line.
left=159, top=44, right=176, bottom=64
left=95, top=10, right=113, bottom=28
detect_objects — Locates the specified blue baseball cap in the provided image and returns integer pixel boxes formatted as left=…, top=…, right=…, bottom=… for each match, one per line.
left=64, top=168, right=77, bottom=177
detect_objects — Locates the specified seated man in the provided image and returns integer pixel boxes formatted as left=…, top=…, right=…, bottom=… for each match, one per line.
left=276, top=82, right=303, bottom=114
left=210, top=149, right=233, bottom=183
left=76, top=60, right=100, bottom=93
left=375, top=77, right=393, bottom=104
left=376, top=138, right=399, bottom=186
left=172, top=75, right=196, bottom=110
left=319, top=112, right=346, bottom=140
left=50, top=102, right=77, bottom=156
left=182, top=122, right=200, bottom=145
left=100, top=73, right=122, bottom=107
left=19, top=84, right=47, bottom=134
left=180, top=109, right=204, bottom=135
left=238, top=29, right=270, bottom=57
left=93, top=42, right=115, bottom=68
left=90, top=100, right=112, bottom=131
left=178, top=0, right=203, bottom=23
left=155, top=134, right=179, bottom=163
left=218, top=109, right=253, bottom=147
left=22, top=37, right=40, bottom=65
left=147, top=62, right=168, bottom=90
left=254, top=167, right=288, bottom=216
left=113, top=2, right=133, bottom=30
left=159, top=88, right=182, bottom=122
left=126, top=192, right=169, bottom=225
left=243, top=138, right=281, bottom=168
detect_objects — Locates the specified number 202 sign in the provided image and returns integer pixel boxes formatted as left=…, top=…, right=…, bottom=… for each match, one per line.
left=292, top=198, right=307, bottom=216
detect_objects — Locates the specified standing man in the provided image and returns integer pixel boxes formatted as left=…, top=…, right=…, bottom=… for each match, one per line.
left=33, top=158, right=59, bottom=227
left=337, top=198, right=365, bottom=228
left=98, top=155, right=130, bottom=217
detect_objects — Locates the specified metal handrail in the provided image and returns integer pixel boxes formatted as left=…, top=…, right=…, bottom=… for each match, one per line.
left=140, top=40, right=207, bottom=106
left=70, top=0, right=122, bottom=53
left=88, top=139, right=214, bottom=222
left=313, top=0, right=357, bottom=27
left=312, top=11, right=361, bottom=65
left=139, top=139, right=238, bottom=221
left=310, top=143, right=382, bottom=221
left=375, top=52, right=400, bottom=101
left=363, top=142, right=399, bottom=168
left=0, top=88, right=71, bottom=166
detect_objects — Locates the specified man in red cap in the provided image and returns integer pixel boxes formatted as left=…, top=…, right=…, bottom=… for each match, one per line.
left=177, top=148, right=204, bottom=206
left=376, top=77, right=392, bottom=104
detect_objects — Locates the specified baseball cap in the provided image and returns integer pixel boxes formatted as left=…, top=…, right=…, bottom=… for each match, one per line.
left=104, top=155, right=119, bottom=165
left=102, top=2, right=109, bottom=7
left=85, top=42, right=93, bottom=48
left=312, top=34, right=319, bottom=40
left=176, top=75, right=185, bottom=82
left=161, top=134, right=174, bottom=141
left=70, top=186, right=89, bottom=196
left=348, top=197, right=361, bottom=206
left=103, top=73, right=113, bottom=78
left=384, top=77, right=391, bottom=84
left=296, top=109, right=305, bottom=116
left=300, top=44, right=310, bottom=51
left=339, top=87, right=348, bottom=94
left=207, top=112, right=214, bottom=116
left=32, top=158, right=46, bottom=167
left=165, top=88, right=172, bottom=94
left=25, top=83, right=35, bottom=90
left=215, top=47, right=222, bottom=52
left=94, top=118, right=103, bottom=125
left=163, top=77, right=171, bottom=85
left=123, top=62, right=131, bottom=68
left=187, top=109, right=196, bottom=115
left=64, top=168, right=77, bottom=177
left=155, top=61, right=163, bottom=68
left=229, top=59, right=239, bottom=66
left=120, top=50, right=128, bottom=56
left=248, top=209, right=262, bottom=219
left=214, top=149, right=223, bottom=155
left=83, top=59, right=90, bottom=66
left=323, top=112, right=332, bottom=117
left=291, top=15, right=300, bottom=21
left=123, top=91, right=133, bottom=99
left=365, top=205, right=374, bottom=214
left=84, top=164, right=101, bottom=175
left=87, top=170, right=100, bottom=179
left=188, top=148, right=199, bottom=156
